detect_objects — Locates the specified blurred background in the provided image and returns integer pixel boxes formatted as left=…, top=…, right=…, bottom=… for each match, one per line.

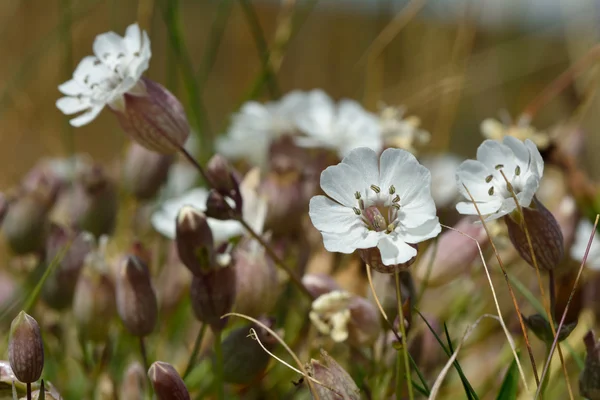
left=2, top=0, right=600, bottom=188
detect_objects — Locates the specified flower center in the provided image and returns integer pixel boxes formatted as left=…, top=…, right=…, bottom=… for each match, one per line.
left=485, top=164, right=523, bottom=198
left=352, top=184, right=401, bottom=234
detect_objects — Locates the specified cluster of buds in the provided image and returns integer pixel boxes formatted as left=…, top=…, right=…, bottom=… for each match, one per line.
left=204, top=154, right=243, bottom=221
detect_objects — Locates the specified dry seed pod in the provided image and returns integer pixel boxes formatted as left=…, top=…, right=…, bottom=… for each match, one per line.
left=148, top=361, right=190, bottom=400
left=9, top=311, right=44, bottom=383
left=306, top=349, right=360, bottom=400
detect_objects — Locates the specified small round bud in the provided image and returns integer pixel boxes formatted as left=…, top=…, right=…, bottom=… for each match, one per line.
left=190, top=265, right=236, bottom=331
left=2, top=194, right=50, bottom=255
left=205, top=189, right=239, bottom=220
left=123, top=142, right=174, bottom=200
left=175, top=206, right=215, bottom=276
left=206, top=154, right=242, bottom=201
left=9, top=311, right=44, bottom=383
left=112, top=78, right=190, bottom=154
left=306, top=349, right=361, bottom=400
left=116, top=255, right=158, bottom=336
left=148, top=361, right=191, bottom=400
left=302, top=274, right=341, bottom=299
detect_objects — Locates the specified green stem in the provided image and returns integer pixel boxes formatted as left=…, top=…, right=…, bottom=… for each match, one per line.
left=139, top=336, right=149, bottom=372
left=183, top=323, right=207, bottom=379
left=213, top=328, right=225, bottom=400
left=394, top=271, right=414, bottom=400
left=541, top=345, right=552, bottom=395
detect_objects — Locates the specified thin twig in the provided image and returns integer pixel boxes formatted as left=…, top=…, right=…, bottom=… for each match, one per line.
left=395, top=271, right=414, bottom=400
left=139, top=337, right=149, bottom=372
left=183, top=323, right=207, bottom=379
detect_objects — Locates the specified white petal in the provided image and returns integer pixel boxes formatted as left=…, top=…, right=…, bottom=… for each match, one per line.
left=456, top=160, right=495, bottom=200
left=503, top=136, right=529, bottom=164
left=93, top=31, right=127, bottom=62
left=124, top=23, right=142, bottom=52
left=456, top=199, right=503, bottom=216
left=379, top=148, right=431, bottom=204
left=69, top=105, right=104, bottom=127
left=396, top=217, right=441, bottom=243
left=320, top=162, right=367, bottom=207
left=525, top=139, right=544, bottom=177
left=341, top=147, right=380, bottom=187
left=56, top=96, right=91, bottom=115
left=208, top=219, right=244, bottom=244
left=309, top=196, right=362, bottom=233
left=377, top=236, right=417, bottom=265
left=476, top=140, right=516, bottom=172
left=321, top=228, right=380, bottom=254
left=58, top=79, right=86, bottom=96
left=571, top=220, right=600, bottom=268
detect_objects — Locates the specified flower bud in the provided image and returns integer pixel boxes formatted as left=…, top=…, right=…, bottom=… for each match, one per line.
left=205, top=189, right=239, bottom=220
left=233, top=238, right=279, bottom=317
left=359, top=244, right=418, bottom=274
left=302, top=274, right=341, bottom=299
left=112, top=77, right=190, bottom=154
left=347, top=295, right=381, bottom=347
left=72, top=253, right=116, bottom=342
left=123, top=142, right=174, bottom=200
left=206, top=154, right=242, bottom=203
left=581, top=330, right=600, bottom=400
left=522, top=313, right=576, bottom=345
left=176, top=206, right=215, bottom=276
left=190, top=264, right=236, bottom=331
left=120, top=361, right=147, bottom=400
left=2, top=193, right=50, bottom=255
left=504, top=196, right=564, bottom=272
left=221, top=319, right=276, bottom=384
left=9, top=311, right=44, bottom=383
left=116, top=255, right=158, bottom=336
left=306, top=349, right=361, bottom=400
left=69, top=164, right=118, bottom=237
left=42, top=224, right=94, bottom=309
left=148, top=361, right=190, bottom=400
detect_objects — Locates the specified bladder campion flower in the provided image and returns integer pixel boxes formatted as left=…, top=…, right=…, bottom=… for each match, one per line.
left=455, top=136, right=544, bottom=221
left=56, top=23, right=189, bottom=154
left=309, top=147, right=441, bottom=273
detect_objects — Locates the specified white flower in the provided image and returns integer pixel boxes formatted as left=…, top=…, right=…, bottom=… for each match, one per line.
left=481, top=117, right=550, bottom=150
left=216, top=91, right=308, bottom=167
left=571, top=219, right=600, bottom=269
left=56, top=23, right=151, bottom=127
left=379, top=104, right=430, bottom=153
left=309, top=147, right=441, bottom=266
left=455, top=137, right=544, bottom=221
left=309, top=291, right=353, bottom=342
left=294, top=90, right=382, bottom=158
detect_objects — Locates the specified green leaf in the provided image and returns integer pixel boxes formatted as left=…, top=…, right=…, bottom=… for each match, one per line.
left=496, top=356, right=520, bottom=400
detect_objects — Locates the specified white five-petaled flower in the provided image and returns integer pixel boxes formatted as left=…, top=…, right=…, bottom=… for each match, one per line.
left=309, top=147, right=441, bottom=266
left=455, top=136, right=544, bottom=221
left=571, top=219, right=600, bottom=270
left=56, top=23, right=151, bottom=127
left=309, top=290, right=353, bottom=343
left=293, top=90, right=383, bottom=158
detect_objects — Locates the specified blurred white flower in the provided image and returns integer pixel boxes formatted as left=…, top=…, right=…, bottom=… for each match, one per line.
left=56, top=23, right=151, bottom=127
left=309, top=290, right=353, bottom=342
left=571, top=219, right=600, bottom=269
left=309, top=147, right=440, bottom=266
left=379, top=104, right=430, bottom=153
left=456, top=137, right=544, bottom=221
left=481, top=116, right=550, bottom=150
left=294, top=90, right=382, bottom=158
left=420, top=154, right=461, bottom=209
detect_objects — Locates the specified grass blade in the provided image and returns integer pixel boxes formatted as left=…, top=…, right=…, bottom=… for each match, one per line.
left=444, top=322, right=476, bottom=400
left=496, top=356, right=520, bottom=400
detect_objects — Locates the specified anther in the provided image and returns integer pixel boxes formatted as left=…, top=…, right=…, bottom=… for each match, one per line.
left=386, top=223, right=395, bottom=233
left=488, top=187, right=495, bottom=196
left=495, top=164, right=504, bottom=170
left=389, top=185, right=396, bottom=195
left=370, top=184, right=381, bottom=193
left=392, top=203, right=400, bottom=210
left=353, top=207, right=361, bottom=215
left=354, top=191, right=361, bottom=200
left=392, top=195, right=400, bottom=203
left=485, top=175, right=493, bottom=183
left=515, top=166, right=521, bottom=176
left=358, top=199, right=365, bottom=210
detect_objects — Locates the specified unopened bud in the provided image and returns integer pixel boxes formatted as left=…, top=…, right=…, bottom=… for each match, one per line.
left=580, top=330, right=600, bottom=400
left=2, top=194, right=50, bottom=254
left=112, top=77, right=190, bottom=154
left=206, top=154, right=242, bottom=202
left=522, top=313, right=576, bottom=345
left=148, top=361, right=190, bottom=400
left=116, top=255, right=158, bottom=336
left=302, top=274, right=341, bottom=299
left=190, top=265, right=236, bottom=331
left=9, top=311, right=44, bottom=383
left=222, top=319, right=276, bottom=384
left=306, top=349, right=361, bottom=400
left=120, top=361, right=147, bottom=400
left=347, top=296, right=381, bottom=347
left=123, top=142, right=174, bottom=200
left=504, top=196, right=564, bottom=272
left=176, top=206, right=215, bottom=275
left=359, top=244, right=418, bottom=274
left=205, top=189, right=239, bottom=220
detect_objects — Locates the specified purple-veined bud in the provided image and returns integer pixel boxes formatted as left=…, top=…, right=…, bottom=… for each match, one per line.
left=233, top=237, right=279, bottom=317
left=116, top=255, right=158, bottom=337
left=190, top=262, right=236, bottom=331
left=206, top=154, right=242, bottom=205
left=69, top=164, right=118, bottom=237
left=42, top=224, right=94, bottom=309
left=359, top=244, right=418, bottom=274
left=148, top=361, right=190, bottom=400
left=413, top=217, right=488, bottom=287
left=205, top=189, right=239, bottom=220
left=302, top=274, right=341, bottom=299
left=221, top=319, right=276, bottom=384
left=72, top=248, right=117, bottom=342
left=120, top=361, right=147, bottom=400
left=1, top=192, right=50, bottom=255
left=504, top=196, right=564, bottom=272
left=306, top=349, right=361, bottom=400
left=123, top=142, right=174, bottom=200
left=581, top=330, right=600, bottom=400
left=111, top=77, right=190, bottom=155
left=522, top=313, right=576, bottom=345
left=9, top=311, right=44, bottom=383
left=175, top=206, right=215, bottom=275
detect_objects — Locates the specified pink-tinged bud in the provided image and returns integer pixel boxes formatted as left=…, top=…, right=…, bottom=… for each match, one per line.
left=413, top=217, right=488, bottom=287
left=72, top=257, right=116, bottom=342
left=112, top=77, right=190, bottom=154
left=120, top=361, right=147, bottom=400
left=233, top=238, right=279, bottom=317
left=9, top=311, right=44, bottom=383
left=221, top=319, right=276, bottom=384
left=306, top=349, right=361, bottom=400
left=359, top=244, right=418, bottom=274
left=1, top=193, right=50, bottom=255
left=302, top=274, right=341, bottom=299
left=21, top=162, right=63, bottom=206
left=148, top=361, right=190, bottom=400
left=504, top=196, right=564, bottom=272
left=175, top=206, right=215, bottom=276
left=69, top=164, right=118, bottom=237
left=581, top=330, right=600, bottom=400
left=205, top=189, right=239, bottom=220
left=206, top=154, right=242, bottom=204
left=42, top=224, right=94, bottom=309
left=190, top=265, right=236, bottom=331
left=123, top=142, right=174, bottom=200
left=116, top=255, right=158, bottom=336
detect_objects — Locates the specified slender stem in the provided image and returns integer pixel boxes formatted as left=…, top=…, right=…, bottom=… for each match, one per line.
left=394, top=271, right=414, bottom=400
left=26, top=382, right=32, bottom=400
left=213, top=328, right=225, bottom=400
left=540, top=345, right=552, bottom=396
left=183, top=323, right=207, bottom=379
left=197, top=0, right=234, bottom=87
left=549, top=271, right=556, bottom=323
left=139, top=336, right=149, bottom=372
